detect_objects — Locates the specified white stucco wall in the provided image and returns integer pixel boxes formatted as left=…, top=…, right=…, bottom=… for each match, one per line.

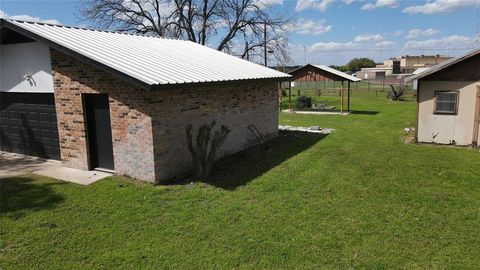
left=418, top=81, right=479, bottom=146
left=0, top=42, right=54, bottom=93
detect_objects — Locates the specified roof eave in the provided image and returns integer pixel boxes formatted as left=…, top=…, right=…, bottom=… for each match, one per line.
left=289, top=64, right=361, bottom=82
left=150, top=76, right=291, bottom=90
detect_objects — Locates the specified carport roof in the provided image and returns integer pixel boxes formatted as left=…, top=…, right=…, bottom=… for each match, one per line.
left=289, top=64, right=361, bottom=82
left=0, top=19, right=291, bottom=89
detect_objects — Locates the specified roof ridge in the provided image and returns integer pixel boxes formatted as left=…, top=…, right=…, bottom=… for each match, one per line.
left=1, top=18, right=189, bottom=42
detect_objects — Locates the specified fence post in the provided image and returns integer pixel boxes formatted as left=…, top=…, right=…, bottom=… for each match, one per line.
left=341, top=81, right=344, bottom=114
left=288, top=82, right=292, bottom=110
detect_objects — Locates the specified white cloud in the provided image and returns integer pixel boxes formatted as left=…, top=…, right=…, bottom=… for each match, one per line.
left=295, top=0, right=334, bottom=12
left=343, top=0, right=355, bottom=4
left=354, top=33, right=384, bottom=42
left=308, top=41, right=356, bottom=52
left=288, top=34, right=475, bottom=66
left=392, top=30, right=403, bottom=36
left=288, top=19, right=332, bottom=35
left=404, top=35, right=474, bottom=49
left=0, top=10, right=60, bottom=24
left=361, top=0, right=398, bottom=11
left=375, top=40, right=397, bottom=48
left=255, top=0, right=283, bottom=8
left=403, top=0, right=480, bottom=14
left=406, top=28, right=439, bottom=39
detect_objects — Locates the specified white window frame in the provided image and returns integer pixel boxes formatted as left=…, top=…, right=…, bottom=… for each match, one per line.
left=434, top=91, right=459, bottom=115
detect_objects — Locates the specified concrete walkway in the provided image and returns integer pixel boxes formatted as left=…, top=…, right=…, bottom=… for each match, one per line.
left=0, top=152, right=112, bottom=185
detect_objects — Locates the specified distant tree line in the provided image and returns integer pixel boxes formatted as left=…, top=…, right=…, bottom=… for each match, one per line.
left=329, top=58, right=377, bottom=73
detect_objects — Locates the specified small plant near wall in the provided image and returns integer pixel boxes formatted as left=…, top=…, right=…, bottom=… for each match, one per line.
left=387, top=84, right=408, bottom=101
left=296, top=95, right=312, bottom=109
left=186, top=121, right=230, bottom=180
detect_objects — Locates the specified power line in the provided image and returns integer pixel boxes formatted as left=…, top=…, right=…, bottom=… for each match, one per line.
left=289, top=48, right=476, bottom=53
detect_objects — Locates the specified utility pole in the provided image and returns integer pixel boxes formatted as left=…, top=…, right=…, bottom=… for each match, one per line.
left=476, top=11, right=480, bottom=48
left=264, top=21, right=267, bottom=67
left=302, top=45, right=307, bottom=65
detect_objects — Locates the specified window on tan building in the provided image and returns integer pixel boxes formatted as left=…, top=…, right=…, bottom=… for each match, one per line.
left=434, top=91, right=459, bottom=115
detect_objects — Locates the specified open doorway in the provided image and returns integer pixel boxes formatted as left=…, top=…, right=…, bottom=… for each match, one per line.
left=84, top=94, right=114, bottom=170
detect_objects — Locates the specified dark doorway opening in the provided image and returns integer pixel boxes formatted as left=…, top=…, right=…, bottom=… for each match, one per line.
left=84, top=94, right=114, bottom=170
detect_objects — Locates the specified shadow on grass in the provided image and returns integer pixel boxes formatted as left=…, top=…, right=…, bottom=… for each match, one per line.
left=0, top=176, right=65, bottom=218
left=350, top=110, right=380, bottom=115
left=203, top=130, right=328, bottom=190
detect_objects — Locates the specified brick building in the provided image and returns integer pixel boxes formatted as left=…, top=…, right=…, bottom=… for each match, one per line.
left=0, top=19, right=290, bottom=182
left=356, top=55, right=453, bottom=80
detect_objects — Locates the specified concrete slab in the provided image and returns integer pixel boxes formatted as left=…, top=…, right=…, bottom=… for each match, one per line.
left=282, top=109, right=351, bottom=115
left=0, top=152, right=57, bottom=178
left=33, top=166, right=113, bottom=185
left=0, top=151, right=112, bottom=185
left=279, top=125, right=334, bottom=134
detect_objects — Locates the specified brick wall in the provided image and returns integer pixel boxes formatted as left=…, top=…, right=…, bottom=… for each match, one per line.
left=51, top=49, right=156, bottom=181
left=149, top=82, right=279, bottom=181
left=51, top=49, right=279, bottom=183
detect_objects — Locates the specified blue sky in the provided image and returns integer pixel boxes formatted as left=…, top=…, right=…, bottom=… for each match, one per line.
left=1, top=0, right=479, bottom=65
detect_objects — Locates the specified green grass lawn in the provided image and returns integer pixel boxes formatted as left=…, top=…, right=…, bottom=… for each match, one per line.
left=282, top=85, right=414, bottom=110
left=1, top=90, right=480, bottom=269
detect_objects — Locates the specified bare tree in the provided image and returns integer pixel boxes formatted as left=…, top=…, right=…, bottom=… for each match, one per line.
left=79, top=0, right=291, bottom=64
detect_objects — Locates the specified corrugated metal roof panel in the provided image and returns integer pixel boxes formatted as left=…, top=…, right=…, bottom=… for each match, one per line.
left=288, top=64, right=361, bottom=82
left=312, top=65, right=361, bottom=82
left=4, top=19, right=290, bottom=87
left=411, top=67, right=430, bottom=75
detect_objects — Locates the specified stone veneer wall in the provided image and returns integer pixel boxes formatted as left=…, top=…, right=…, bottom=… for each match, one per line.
left=149, top=82, right=279, bottom=181
left=51, top=49, right=279, bottom=183
left=51, top=49, right=156, bottom=181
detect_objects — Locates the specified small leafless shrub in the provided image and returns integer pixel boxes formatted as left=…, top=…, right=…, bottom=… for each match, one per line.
left=296, top=95, right=312, bottom=109
left=186, top=121, right=230, bottom=180
left=387, top=84, right=408, bottom=101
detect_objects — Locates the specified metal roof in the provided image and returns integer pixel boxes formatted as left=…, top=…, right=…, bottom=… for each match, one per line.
left=312, top=65, right=361, bottom=82
left=1, top=19, right=290, bottom=89
left=289, top=64, right=361, bottom=82
left=406, top=49, right=480, bottom=82
left=411, top=67, right=430, bottom=76
left=358, top=67, right=391, bottom=71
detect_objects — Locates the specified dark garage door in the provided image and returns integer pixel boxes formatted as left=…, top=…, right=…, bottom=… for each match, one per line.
left=0, top=92, right=61, bottom=160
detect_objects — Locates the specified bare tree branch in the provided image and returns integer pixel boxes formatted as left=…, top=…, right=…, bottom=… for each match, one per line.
left=79, top=0, right=291, bottom=64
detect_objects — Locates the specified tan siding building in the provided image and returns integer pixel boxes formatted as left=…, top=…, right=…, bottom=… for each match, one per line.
left=408, top=50, right=480, bottom=147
